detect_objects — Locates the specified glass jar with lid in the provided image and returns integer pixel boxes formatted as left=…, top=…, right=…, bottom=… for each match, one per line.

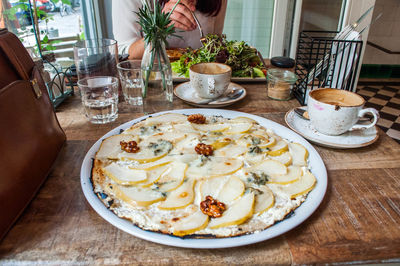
left=267, top=69, right=298, bottom=100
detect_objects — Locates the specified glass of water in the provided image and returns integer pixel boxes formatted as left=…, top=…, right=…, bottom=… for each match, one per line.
left=77, top=76, right=119, bottom=124
left=73, top=39, right=118, bottom=80
left=117, top=60, right=143, bottom=106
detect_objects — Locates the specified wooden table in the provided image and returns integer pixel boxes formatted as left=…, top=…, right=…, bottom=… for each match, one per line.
left=1, top=83, right=400, bottom=265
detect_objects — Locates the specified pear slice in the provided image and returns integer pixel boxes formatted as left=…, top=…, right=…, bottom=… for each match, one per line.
left=238, top=134, right=267, bottom=147
left=173, top=153, right=198, bottom=164
left=268, top=140, right=289, bottom=156
left=230, top=116, right=258, bottom=124
left=103, top=163, right=147, bottom=185
left=158, top=179, right=196, bottom=210
left=244, top=153, right=267, bottom=165
left=211, top=138, right=232, bottom=150
left=186, top=157, right=243, bottom=179
left=226, top=123, right=253, bottom=134
left=156, top=162, right=187, bottom=192
left=124, top=122, right=156, bottom=136
left=280, top=170, right=317, bottom=199
left=269, top=151, right=292, bottom=166
left=254, top=185, right=275, bottom=214
left=267, top=131, right=283, bottom=142
left=145, top=113, right=187, bottom=125
left=96, top=134, right=139, bottom=159
left=260, top=136, right=276, bottom=149
left=250, top=128, right=268, bottom=136
left=145, top=131, right=186, bottom=144
left=139, top=164, right=170, bottom=188
left=200, top=176, right=226, bottom=200
left=214, top=144, right=247, bottom=157
left=175, top=133, right=200, bottom=154
left=289, top=142, right=309, bottom=166
left=173, top=123, right=198, bottom=133
left=191, top=123, right=229, bottom=132
left=251, top=159, right=287, bottom=175
left=130, top=157, right=172, bottom=170
left=268, top=166, right=302, bottom=184
left=111, top=184, right=165, bottom=207
left=208, top=192, right=255, bottom=229
left=119, top=140, right=172, bottom=163
left=218, top=176, right=245, bottom=203
left=172, top=210, right=209, bottom=236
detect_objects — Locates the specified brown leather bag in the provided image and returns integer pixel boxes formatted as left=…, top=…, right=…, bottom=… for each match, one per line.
left=0, top=28, right=66, bottom=240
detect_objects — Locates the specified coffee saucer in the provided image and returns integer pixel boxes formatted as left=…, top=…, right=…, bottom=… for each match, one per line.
left=285, top=107, right=379, bottom=149
left=174, top=82, right=246, bottom=108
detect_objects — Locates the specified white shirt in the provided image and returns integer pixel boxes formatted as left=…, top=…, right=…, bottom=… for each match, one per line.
left=112, top=0, right=227, bottom=54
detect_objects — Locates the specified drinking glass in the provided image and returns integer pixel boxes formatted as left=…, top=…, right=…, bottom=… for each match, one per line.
left=117, top=60, right=143, bottom=106
left=77, top=76, right=119, bottom=124
left=73, top=39, right=118, bottom=80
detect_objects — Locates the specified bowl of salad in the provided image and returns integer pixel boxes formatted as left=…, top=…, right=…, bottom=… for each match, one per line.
left=170, top=34, right=267, bottom=82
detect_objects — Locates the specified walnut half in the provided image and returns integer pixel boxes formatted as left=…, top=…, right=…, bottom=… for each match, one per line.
left=187, top=114, right=206, bottom=124
left=120, top=140, right=140, bottom=153
left=200, top=196, right=226, bottom=218
left=195, top=143, right=213, bottom=156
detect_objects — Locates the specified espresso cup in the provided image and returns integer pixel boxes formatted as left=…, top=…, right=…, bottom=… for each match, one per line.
left=307, top=88, right=379, bottom=135
left=189, top=63, right=232, bottom=99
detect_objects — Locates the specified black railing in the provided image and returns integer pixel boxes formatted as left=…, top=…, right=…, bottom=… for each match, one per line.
left=293, top=31, right=363, bottom=105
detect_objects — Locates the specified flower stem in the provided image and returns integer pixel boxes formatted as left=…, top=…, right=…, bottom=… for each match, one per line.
left=157, top=46, right=167, bottom=91
left=143, top=42, right=156, bottom=98
left=166, top=0, right=181, bottom=21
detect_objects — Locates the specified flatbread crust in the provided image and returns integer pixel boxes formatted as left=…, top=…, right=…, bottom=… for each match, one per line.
left=91, top=113, right=315, bottom=238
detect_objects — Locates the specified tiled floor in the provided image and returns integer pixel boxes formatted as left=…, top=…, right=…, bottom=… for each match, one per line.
left=356, top=84, right=400, bottom=143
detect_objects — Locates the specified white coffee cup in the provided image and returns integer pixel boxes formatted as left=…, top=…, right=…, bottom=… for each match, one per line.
left=307, top=88, right=379, bottom=135
left=189, top=63, right=232, bottom=99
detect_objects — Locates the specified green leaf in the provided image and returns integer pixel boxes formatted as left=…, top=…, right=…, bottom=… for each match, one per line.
left=36, top=10, right=47, bottom=18
left=42, top=35, right=49, bottom=43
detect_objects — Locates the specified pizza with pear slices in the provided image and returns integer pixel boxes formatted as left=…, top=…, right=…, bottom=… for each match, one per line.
left=91, top=113, right=317, bottom=237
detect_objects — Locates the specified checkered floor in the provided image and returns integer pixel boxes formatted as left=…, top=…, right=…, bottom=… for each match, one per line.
left=356, top=84, right=400, bottom=144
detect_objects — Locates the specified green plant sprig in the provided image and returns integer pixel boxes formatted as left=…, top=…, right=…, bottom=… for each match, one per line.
left=137, top=0, right=181, bottom=47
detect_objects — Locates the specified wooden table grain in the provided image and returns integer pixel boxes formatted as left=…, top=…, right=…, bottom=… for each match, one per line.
left=1, top=83, right=399, bottom=265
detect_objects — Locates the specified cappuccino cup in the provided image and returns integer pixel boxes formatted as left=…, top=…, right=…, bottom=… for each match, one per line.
left=189, top=63, right=232, bottom=99
left=307, top=88, right=379, bottom=135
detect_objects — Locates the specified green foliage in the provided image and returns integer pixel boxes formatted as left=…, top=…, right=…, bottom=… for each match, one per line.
left=136, top=0, right=181, bottom=49
left=170, top=34, right=265, bottom=78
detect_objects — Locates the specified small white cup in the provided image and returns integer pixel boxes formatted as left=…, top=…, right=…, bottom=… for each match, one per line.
left=189, top=63, right=232, bottom=99
left=307, top=88, right=379, bottom=135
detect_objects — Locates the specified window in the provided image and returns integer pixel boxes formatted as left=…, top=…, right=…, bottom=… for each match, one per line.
left=223, top=0, right=274, bottom=57
left=1, top=0, right=83, bottom=65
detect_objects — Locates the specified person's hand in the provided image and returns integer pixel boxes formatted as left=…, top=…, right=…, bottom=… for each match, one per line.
left=163, top=0, right=197, bottom=31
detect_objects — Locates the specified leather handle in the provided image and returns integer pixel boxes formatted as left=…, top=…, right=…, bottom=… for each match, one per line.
left=0, top=29, right=30, bottom=80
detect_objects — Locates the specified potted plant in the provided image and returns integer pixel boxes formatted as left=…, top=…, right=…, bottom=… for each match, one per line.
left=137, top=0, right=181, bottom=105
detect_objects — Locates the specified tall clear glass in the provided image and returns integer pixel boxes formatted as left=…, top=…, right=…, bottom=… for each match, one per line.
left=117, top=60, right=143, bottom=106
left=73, top=39, right=118, bottom=80
left=141, top=42, right=173, bottom=113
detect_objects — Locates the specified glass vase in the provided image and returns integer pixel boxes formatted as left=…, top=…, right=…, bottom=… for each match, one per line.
left=141, top=41, right=173, bottom=113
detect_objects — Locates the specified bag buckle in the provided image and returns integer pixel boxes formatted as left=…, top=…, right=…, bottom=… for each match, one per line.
left=31, top=79, right=42, bottom=99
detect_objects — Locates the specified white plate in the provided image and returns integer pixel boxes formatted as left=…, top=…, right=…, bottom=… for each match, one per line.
left=174, top=82, right=246, bottom=107
left=285, top=108, right=379, bottom=149
left=81, top=109, right=327, bottom=249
